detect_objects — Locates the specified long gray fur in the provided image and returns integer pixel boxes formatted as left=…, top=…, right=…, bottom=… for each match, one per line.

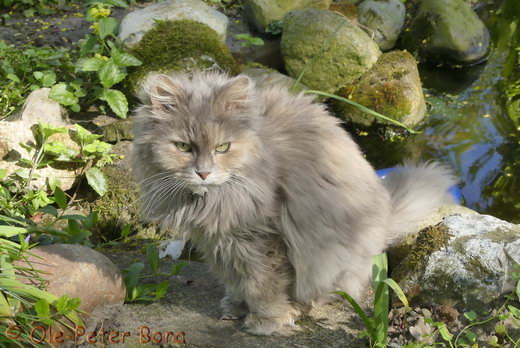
left=131, top=70, right=456, bottom=335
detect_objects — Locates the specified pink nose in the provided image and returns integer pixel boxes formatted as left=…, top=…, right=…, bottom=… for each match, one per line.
left=196, top=171, right=211, bottom=180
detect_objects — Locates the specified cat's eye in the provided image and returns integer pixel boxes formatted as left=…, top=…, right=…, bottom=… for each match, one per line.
left=175, top=142, right=191, bottom=152
left=215, top=142, right=230, bottom=153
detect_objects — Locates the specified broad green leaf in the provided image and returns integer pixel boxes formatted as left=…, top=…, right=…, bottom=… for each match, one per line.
left=47, top=176, right=61, bottom=191
left=111, top=49, right=142, bottom=67
left=35, top=298, right=54, bottom=325
left=98, top=17, right=118, bottom=39
left=80, top=57, right=104, bottom=72
left=42, top=72, right=57, bottom=87
left=83, top=139, right=112, bottom=154
left=464, top=310, right=477, bottom=321
left=0, top=168, right=7, bottom=179
left=31, top=122, right=67, bottom=145
left=155, top=281, right=168, bottom=299
left=465, top=330, right=477, bottom=343
left=433, top=322, right=453, bottom=341
left=86, top=167, right=108, bottom=196
left=39, top=205, right=59, bottom=217
left=33, top=71, right=44, bottom=80
left=50, top=83, right=79, bottom=106
left=508, top=305, right=520, bottom=319
left=146, top=245, right=160, bottom=274
left=44, top=141, right=78, bottom=160
left=171, top=262, right=186, bottom=276
left=68, top=219, right=81, bottom=235
left=6, top=73, right=20, bottom=83
left=495, top=324, right=506, bottom=334
left=0, top=293, right=12, bottom=317
left=0, top=226, right=28, bottom=238
left=69, top=124, right=102, bottom=146
left=124, top=262, right=145, bottom=291
left=54, top=186, right=67, bottom=210
left=99, top=88, right=128, bottom=118
left=14, top=168, right=30, bottom=179
left=80, top=35, right=98, bottom=56
left=98, top=60, right=126, bottom=89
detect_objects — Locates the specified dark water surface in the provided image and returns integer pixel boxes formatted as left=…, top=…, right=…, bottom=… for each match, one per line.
left=358, top=0, right=520, bottom=223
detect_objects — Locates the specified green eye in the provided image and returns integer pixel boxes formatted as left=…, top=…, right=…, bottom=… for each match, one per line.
left=215, top=142, right=230, bottom=153
left=175, top=142, right=191, bottom=152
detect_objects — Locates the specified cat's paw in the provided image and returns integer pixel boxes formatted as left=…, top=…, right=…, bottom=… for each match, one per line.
left=220, top=295, right=248, bottom=320
left=244, top=306, right=301, bottom=336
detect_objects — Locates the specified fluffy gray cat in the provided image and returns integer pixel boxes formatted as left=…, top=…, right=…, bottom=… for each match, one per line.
left=131, top=70, right=455, bottom=335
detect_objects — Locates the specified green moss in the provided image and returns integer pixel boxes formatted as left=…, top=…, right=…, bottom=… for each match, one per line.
left=391, top=223, right=451, bottom=284
left=127, top=20, right=240, bottom=92
left=332, top=50, right=423, bottom=127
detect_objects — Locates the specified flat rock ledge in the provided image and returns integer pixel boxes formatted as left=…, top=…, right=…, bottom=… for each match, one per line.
left=81, top=251, right=368, bottom=348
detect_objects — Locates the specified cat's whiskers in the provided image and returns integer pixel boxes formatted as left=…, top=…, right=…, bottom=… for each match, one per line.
left=142, top=180, right=185, bottom=221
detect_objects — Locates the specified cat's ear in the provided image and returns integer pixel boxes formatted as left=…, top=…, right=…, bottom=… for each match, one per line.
left=216, top=75, right=253, bottom=112
left=139, top=73, right=185, bottom=113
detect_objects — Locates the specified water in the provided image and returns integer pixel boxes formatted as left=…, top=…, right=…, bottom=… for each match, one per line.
left=356, top=0, right=520, bottom=223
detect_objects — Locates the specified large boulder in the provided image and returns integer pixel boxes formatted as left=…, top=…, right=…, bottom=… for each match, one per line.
left=401, top=0, right=490, bottom=65
left=392, top=213, right=520, bottom=310
left=244, top=0, right=332, bottom=33
left=357, top=0, right=405, bottom=51
left=118, top=0, right=228, bottom=48
left=127, top=20, right=239, bottom=92
left=243, top=67, right=307, bottom=93
left=14, top=244, right=126, bottom=315
left=281, top=9, right=381, bottom=93
left=0, top=88, right=77, bottom=191
left=333, top=51, right=426, bottom=128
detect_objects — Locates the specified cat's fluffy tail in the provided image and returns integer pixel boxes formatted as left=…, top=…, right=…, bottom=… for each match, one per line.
left=382, top=162, right=457, bottom=243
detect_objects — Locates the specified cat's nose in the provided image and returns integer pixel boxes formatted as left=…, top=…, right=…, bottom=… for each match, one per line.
left=196, top=171, right=211, bottom=180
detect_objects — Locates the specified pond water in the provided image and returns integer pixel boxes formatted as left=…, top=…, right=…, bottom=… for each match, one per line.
left=356, top=0, right=520, bottom=223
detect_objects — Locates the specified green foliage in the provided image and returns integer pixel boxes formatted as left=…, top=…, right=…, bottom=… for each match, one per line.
left=235, top=33, right=264, bottom=48
left=123, top=243, right=186, bottom=302
left=0, top=41, right=75, bottom=118
left=266, top=20, right=283, bottom=35
left=336, top=253, right=410, bottom=348
left=0, top=0, right=140, bottom=119
left=0, top=122, right=114, bottom=218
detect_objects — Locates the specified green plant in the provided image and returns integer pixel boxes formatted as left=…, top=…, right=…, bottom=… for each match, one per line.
left=336, top=253, right=410, bottom=347
left=0, top=122, right=114, bottom=219
left=49, top=0, right=141, bottom=118
left=0, top=41, right=75, bottom=119
left=0, top=220, right=84, bottom=347
left=235, top=33, right=264, bottom=48
left=123, top=243, right=186, bottom=302
left=265, top=20, right=283, bottom=35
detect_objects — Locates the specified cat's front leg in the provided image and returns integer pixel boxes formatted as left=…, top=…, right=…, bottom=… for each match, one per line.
left=220, top=289, right=248, bottom=320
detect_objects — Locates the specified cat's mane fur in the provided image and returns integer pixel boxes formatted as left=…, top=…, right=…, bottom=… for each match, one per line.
left=131, top=70, right=455, bottom=335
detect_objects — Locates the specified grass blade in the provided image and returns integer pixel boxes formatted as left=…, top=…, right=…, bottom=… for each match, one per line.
left=304, top=90, right=420, bottom=134
left=383, top=278, right=409, bottom=309
left=334, top=290, right=374, bottom=333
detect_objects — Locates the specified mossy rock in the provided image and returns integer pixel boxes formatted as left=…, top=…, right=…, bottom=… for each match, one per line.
left=401, top=0, right=490, bottom=65
left=328, top=1, right=358, bottom=21
left=243, top=0, right=332, bottom=33
left=281, top=9, right=381, bottom=93
left=332, top=50, right=425, bottom=128
left=127, top=20, right=240, bottom=92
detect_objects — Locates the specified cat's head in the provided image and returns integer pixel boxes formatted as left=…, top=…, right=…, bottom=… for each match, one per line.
left=134, top=71, right=262, bottom=192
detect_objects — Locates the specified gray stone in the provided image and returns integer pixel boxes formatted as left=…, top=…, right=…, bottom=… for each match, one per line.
left=332, top=50, right=426, bottom=127
left=243, top=67, right=307, bottom=93
left=243, top=0, right=332, bottom=33
left=401, top=0, right=490, bottom=65
left=358, top=0, right=405, bottom=51
left=0, top=88, right=77, bottom=190
left=15, top=244, right=126, bottom=315
left=281, top=9, right=381, bottom=93
left=394, top=213, right=520, bottom=310
left=118, top=0, right=228, bottom=48
left=86, top=252, right=367, bottom=347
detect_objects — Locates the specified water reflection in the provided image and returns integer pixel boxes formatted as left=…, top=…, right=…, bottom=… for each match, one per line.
left=356, top=0, right=520, bottom=223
